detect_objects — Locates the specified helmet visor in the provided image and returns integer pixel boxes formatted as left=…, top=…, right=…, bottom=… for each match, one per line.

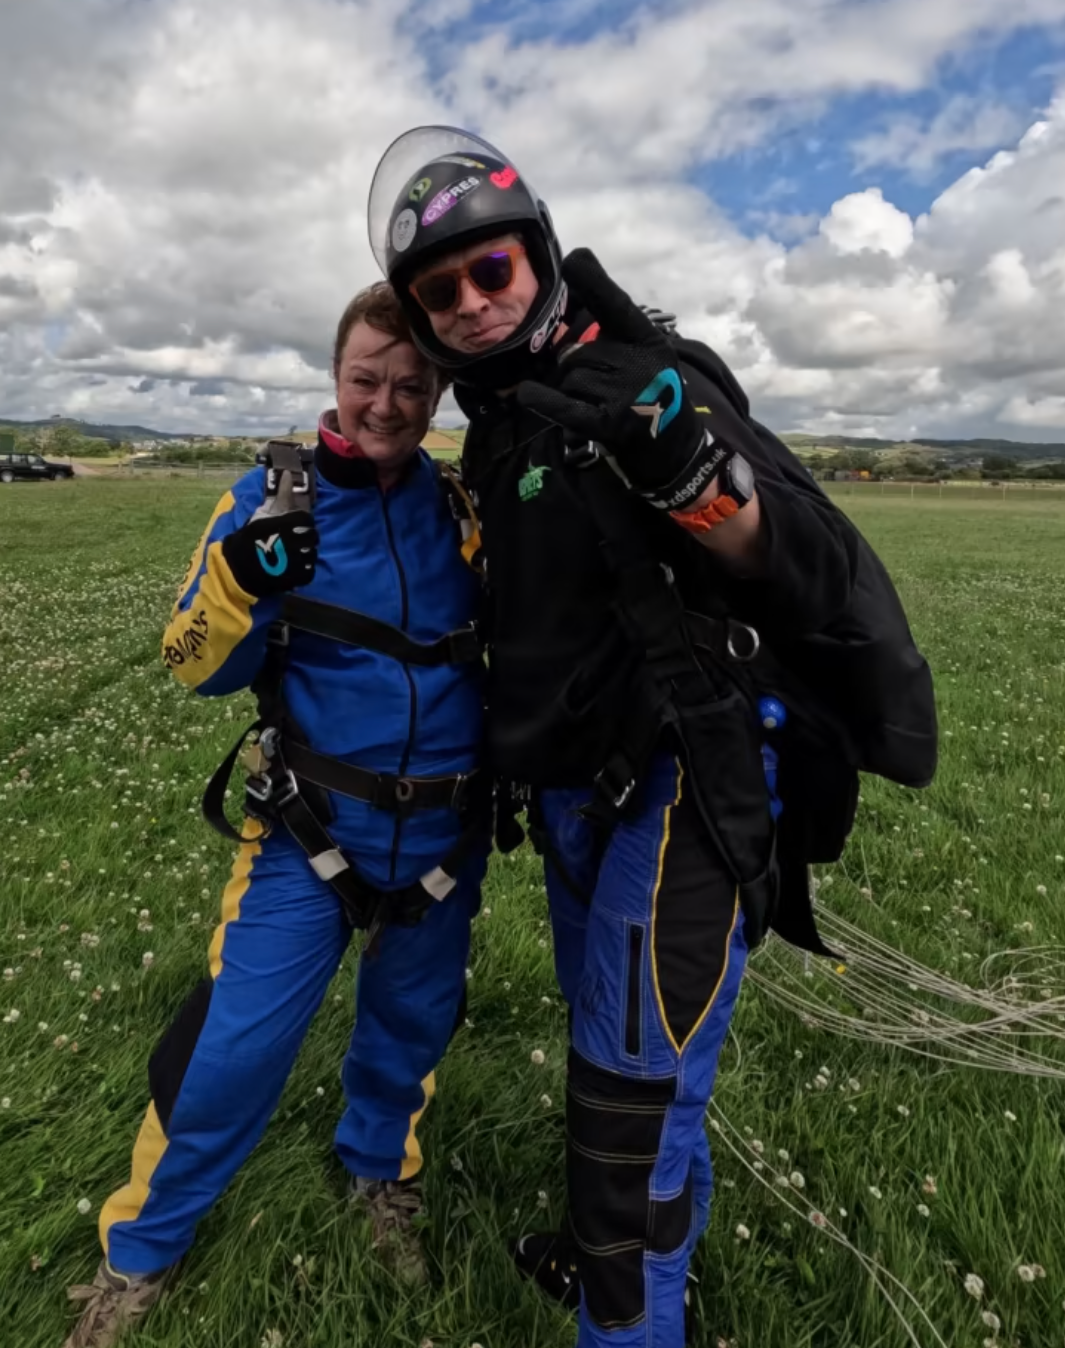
left=368, top=125, right=534, bottom=274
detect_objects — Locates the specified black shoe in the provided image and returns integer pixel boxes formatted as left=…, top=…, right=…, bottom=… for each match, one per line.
left=512, top=1229, right=580, bottom=1310
left=512, top=1229, right=699, bottom=1344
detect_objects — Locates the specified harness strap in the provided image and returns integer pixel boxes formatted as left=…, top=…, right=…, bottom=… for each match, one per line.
left=202, top=723, right=489, bottom=956
left=282, top=739, right=478, bottom=814
left=277, top=594, right=481, bottom=666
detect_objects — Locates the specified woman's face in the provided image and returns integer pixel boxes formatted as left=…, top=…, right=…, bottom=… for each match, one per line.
left=334, top=320, right=438, bottom=468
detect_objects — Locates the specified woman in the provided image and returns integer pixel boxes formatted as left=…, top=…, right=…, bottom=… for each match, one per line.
left=64, top=283, right=486, bottom=1348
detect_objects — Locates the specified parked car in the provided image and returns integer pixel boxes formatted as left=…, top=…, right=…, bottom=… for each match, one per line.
left=0, top=452, right=74, bottom=483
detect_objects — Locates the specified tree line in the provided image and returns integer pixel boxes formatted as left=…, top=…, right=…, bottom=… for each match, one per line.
left=805, top=448, right=1065, bottom=481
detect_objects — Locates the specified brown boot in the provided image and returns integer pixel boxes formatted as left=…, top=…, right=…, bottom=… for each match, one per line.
left=351, top=1176, right=428, bottom=1285
left=62, top=1260, right=172, bottom=1347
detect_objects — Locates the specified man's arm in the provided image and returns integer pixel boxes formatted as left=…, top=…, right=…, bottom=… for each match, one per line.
left=673, top=344, right=858, bottom=635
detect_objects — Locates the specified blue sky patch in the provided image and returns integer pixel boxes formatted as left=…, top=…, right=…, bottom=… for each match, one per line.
left=693, top=23, right=1065, bottom=237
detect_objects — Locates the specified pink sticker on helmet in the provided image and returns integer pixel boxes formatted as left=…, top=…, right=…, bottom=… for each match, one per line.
left=491, top=166, right=519, bottom=189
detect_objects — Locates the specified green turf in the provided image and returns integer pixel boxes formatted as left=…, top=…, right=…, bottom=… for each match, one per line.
left=1, top=478, right=1064, bottom=1347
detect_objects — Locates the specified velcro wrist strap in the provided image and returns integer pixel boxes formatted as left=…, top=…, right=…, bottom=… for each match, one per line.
left=640, top=432, right=731, bottom=512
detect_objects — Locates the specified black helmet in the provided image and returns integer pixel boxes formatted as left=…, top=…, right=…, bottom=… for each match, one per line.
left=368, top=126, right=566, bottom=389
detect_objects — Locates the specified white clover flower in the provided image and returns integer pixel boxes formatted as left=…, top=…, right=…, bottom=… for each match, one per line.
left=142, top=952, right=155, bottom=968
left=789, top=1171, right=805, bottom=1190
left=922, top=1175, right=937, bottom=1195
left=1004, top=1109, right=1017, bottom=1122
left=896, top=1105, right=910, bottom=1118
left=735, top=1224, right=751, bottom=1241
left=76, top=1198, right=92, bottom=1216
left=540, top=1094, right=553, bottom=1108
left=530, top=1049, right=546, bottom=1066
left=964, top=1272, right=985, bottom=1300
left=808, top=1211, right=828, bottom=1228
left=537, top=1191, right=548, bottom=1208
left=0, top=1098, right=10, bottom=1110
left=868, top=1185, right=882, bottom=1200
left=981, top=1311, right=1001, bottom=1331
left=916, top=1203, right=930, bottom=1218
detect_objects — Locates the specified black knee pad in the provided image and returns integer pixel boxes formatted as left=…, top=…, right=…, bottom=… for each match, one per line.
left=448, top=985, right=469, bottom=1043
left=566, top=1049, right=691, bottom=1329
left=148, top=977, right=214, bottom=1132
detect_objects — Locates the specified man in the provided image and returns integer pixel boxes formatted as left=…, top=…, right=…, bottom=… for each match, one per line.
left=368, top=128, right=936, bottom=1348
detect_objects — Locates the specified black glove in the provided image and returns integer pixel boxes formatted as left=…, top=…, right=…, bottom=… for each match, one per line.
left=517, top=249, right=729, bottom=512
left=221, top=511, right=318, bottom=597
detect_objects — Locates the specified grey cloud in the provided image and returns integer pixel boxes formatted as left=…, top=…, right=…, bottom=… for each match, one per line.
left=0, top=274, right=37, bottom=299
left=2, top=0, right=1065, bottom=440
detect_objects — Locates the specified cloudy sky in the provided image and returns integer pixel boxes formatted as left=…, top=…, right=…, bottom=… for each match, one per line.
left=2, top=0, right=1065, bottom=439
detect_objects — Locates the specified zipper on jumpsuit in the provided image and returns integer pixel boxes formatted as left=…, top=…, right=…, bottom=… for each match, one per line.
left=380, top=486, right=417, bottom=885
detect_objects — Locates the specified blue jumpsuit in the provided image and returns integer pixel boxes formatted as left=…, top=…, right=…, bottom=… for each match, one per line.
left=100, top=442, right=485, bottom=1277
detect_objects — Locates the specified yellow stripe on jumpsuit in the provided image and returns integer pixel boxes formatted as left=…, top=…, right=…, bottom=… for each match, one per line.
left=91, top=290, right=488, bottom=1295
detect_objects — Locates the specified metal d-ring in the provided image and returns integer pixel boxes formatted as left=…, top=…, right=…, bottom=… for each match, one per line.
left=727, top=622, right=761, bottom=662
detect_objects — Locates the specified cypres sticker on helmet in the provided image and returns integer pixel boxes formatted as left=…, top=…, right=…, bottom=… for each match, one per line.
left=422, top=177, right=481, bottom=226
left=392, top=208, right=418, bottom=252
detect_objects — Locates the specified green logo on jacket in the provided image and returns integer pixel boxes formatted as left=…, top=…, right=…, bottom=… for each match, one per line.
left=518, top=465, right=551, bottom=501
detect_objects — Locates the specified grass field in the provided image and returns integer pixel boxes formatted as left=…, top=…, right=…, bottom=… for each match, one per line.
left=1, top=478, right=1064, bottom=1348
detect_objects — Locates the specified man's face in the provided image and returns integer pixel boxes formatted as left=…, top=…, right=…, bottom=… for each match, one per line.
left=411, top=233, right=540, bottom=354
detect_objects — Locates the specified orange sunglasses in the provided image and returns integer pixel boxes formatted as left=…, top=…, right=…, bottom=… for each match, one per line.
left=411, top=244, right=526, bottom=315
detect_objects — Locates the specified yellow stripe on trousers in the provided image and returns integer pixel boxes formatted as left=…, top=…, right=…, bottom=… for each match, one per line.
left=100, top=835, right=262, bottom=1260
left=399, top=1073, right=436, bottom=1182
left=650, top=763, right=741, bottom=1057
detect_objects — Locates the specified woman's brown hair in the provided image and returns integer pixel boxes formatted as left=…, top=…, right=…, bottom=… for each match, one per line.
left=332, top=282, right=449, bottom=391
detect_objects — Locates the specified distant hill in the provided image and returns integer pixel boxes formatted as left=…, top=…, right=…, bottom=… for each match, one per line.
left=780, top=434, right=1065, bottom=462
left=0, top=416, right=185, bottom=443
left=910, top=437, right=1065, bottom=461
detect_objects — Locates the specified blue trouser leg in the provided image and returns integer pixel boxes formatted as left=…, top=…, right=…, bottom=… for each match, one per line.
left=102, top=834, right=351, bottom=1276
left=334, top=861, right=481, bottom=1181
left=541, top=755, right=748, bottom=1348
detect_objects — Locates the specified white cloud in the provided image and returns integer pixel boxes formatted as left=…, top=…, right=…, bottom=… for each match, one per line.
left=819, top=189, right=915, bottom=259
left=1, top=0, right=1064, bottom=440
left=852, top=96, right=1027, bottom=177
